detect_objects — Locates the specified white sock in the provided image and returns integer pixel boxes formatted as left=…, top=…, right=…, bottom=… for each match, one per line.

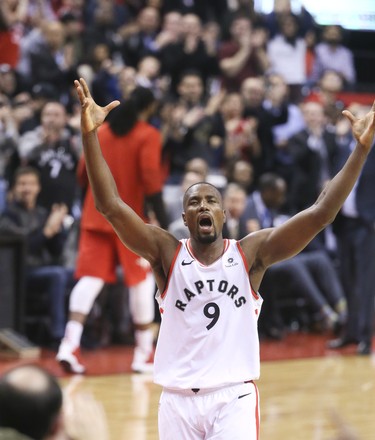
left=134, top=328, right=154, bottom=356
left=64, top=321, right=84, bottom=349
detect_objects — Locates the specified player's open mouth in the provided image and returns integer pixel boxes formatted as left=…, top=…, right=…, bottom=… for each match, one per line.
left=198, top=215, right=213, bottom=232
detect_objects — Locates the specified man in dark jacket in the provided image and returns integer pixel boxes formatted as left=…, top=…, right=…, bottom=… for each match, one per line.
left=0, top=166, right=70, bottom=345
left=328, top=104, right=375, bottom=354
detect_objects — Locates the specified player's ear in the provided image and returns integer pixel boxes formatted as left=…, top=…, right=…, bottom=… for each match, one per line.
left=223, top=209, right=227, bottom=224
left=182, top=212, right=187, bottom=226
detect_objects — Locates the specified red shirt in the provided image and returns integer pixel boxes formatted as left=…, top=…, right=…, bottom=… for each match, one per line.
left=218, top=41, right=260, bottom=92
left=79, top=120, right=163, bottom=232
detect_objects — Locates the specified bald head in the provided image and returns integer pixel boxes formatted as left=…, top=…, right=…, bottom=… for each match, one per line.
left=183, top=182, right=222, bottom=211
left=6, top=365, right=51, bottom=393
left=0, top=365, right=63, bottom=439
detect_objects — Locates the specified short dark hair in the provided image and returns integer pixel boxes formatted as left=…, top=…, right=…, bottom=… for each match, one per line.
left=107, top=86, right=156, bottom=136
left=183, top=181, right=222, bottom=209
left=0, top=365, right=63, bottom=440
left=258, top=172, right=284, bottom=192
left=12, top=166, right=41, bottom=188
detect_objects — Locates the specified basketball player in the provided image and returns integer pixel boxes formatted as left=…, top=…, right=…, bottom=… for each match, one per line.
left=56, top=86, right=168, bottom=374
left=73, top=78, right=375, bottom=439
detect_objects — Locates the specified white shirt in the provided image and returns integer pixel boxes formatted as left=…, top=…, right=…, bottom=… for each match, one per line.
left=267, top=35, right=306, bottom=84
left=154, top=239, right=263, bottom=390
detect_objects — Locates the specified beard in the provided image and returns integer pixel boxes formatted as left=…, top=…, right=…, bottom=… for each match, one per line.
left=198, top=230, right=218, bottom=244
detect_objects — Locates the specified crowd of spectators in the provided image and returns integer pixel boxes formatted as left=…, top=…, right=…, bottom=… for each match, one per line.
left=0, top=0, right=374, bottom=353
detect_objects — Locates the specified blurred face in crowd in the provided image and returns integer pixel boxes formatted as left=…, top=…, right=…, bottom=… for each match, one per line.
left=231, top=160, right=254, bottom=191
left=13, top=172, right=41, bottom=209
left=178, top=74, right=204, bottom=105
left=261, top=178, right=287, bottom=210
left=162, top=11, right=182, bottom=36
left=221, top=93, right=244, bottom=120
left=185, top=158, right=209, bottom=180
left=138, top=56, right=160, bottom=79
left=279, top=15, right=299, bottom=39
left=94, top=1, right=115, bottom=26
left=92, top=43, right=110, bottom=65
left=0, top=64, right=17, bottom=96
left=181, top=171, right=204, bottom=193
left=41, top=102, right=67, bottom=132
left=12, top=92, right=34, bottom=125
left=138, top=7, right=160, bottom=34
left=117, top=67, right=137, bottom=98
left=41, top=21, right=65, bottom=51
left=322, top=25, right=343, bottom=45
left=302, top=102, right=326, bottom=132
left=223, top=184, right=247, bottom=220
left=266, top=73, right=289, bottom=104
left=241, top=77, right=266, bottom=108
left=230, top=17, right=251, bottom=40
left=181, top=14, right=202, bottom=38
left=319, top=70, right=344, bottom=93
left=274, top=0, right=291, bottom=14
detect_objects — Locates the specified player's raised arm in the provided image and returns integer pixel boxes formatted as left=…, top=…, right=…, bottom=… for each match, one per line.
left=74, top=78, right=174, bottom=264
left=244, top=101, right=375, bottom=270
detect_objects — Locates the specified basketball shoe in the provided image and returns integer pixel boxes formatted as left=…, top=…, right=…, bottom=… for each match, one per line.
left=131, top=347, right=154, bottom=374
left=56, top=339, right=86, bottom=374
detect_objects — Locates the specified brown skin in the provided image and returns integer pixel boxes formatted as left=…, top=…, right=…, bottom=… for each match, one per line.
left=75, top=78, right=375, bottom=295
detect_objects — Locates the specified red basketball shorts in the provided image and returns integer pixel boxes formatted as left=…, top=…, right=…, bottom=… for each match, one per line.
left=75, top=229, right=150, bottom=286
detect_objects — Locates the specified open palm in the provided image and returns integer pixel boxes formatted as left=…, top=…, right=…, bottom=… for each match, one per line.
left=74, top=78, right=120, bottom=134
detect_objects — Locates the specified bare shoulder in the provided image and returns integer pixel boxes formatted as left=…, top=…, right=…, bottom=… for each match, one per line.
left=147, top=224, right=180, bottom=264
left=238, top=229, right=273, bottom=270
left=238, top=229, right=274, bottom=291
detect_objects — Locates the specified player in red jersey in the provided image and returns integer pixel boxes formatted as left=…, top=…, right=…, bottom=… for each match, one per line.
left=57, top=86, right=168, bottom=374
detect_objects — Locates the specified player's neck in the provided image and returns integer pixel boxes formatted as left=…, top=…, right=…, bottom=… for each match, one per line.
left=189, top=237, right=226, bottom=266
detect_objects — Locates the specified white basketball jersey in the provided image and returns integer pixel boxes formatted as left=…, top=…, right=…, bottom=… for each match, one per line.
left=154, top=239, right=263, bottom=390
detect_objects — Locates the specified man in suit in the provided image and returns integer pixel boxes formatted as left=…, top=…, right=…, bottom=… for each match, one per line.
left=244, top=173, right=348, bottom=337
left=328, top=104, right=375, bottom=355
left=222, top=183, right=249, bottom=240
left=287, top=101, right=339, bottom=213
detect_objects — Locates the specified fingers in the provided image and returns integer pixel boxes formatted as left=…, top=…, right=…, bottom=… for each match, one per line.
left=74, top=80, right=85, bottom=104
left=80, top=78, right=90, bottom=97
left=342, top=110, right=356, bottom=124
left=105, top=100, right=121, bottom=113
left=74, top=78, right=90, bottom=102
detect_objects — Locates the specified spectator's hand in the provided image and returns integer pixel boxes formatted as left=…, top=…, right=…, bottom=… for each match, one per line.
left=183, top=107, right=205, bottom=128
left=42, top=125, right=61, bottom=144
left=184, top=34, right=199, bottom=54
left=205, top=89, right=227, bottom=116
left=118, top=22, right=139, bottom=39
left=44, top=203, right=68, bottom=237
left=155, top=30, right=177, bottom=48
left=74, top=78, right=120, bottom=134
left=238, top=31, right=252, bottom=51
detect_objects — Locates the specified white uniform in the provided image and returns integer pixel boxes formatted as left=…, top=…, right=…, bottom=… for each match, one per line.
left=155, top=239, right=262, bottom=439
